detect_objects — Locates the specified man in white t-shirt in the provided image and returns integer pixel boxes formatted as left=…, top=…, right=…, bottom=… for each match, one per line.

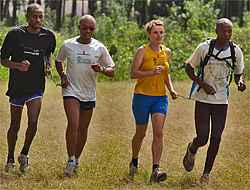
left=182, top=18, right=246, bottom=183
left=55, top=14, right=115, bottom=175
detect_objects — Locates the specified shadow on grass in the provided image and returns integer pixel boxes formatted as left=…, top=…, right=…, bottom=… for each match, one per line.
left=0, top=165, right=28, bottom=181
left=119, top=169, right=206, bottom=189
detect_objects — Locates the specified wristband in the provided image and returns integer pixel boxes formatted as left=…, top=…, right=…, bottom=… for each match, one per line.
left=102, top=66, right=107, bottom=73
left=46, top=62, right=52, bottom=67
left=60, top=73, right=66, bottom=78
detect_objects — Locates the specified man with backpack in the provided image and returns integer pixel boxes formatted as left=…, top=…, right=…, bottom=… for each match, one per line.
left=183, top=18, right=246, bottom=183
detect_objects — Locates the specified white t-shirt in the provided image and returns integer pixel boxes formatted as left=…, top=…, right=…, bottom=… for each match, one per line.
left=56, top=37, right=115, bottom=101
left=186, top=39, right=244, bottom=104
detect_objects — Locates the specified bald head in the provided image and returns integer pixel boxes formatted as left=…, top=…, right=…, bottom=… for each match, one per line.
left=216, top=18, right=233, bottom=30
left=79, top=15, right=96, bottom=25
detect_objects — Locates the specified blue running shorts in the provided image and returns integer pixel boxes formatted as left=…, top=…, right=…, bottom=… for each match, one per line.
left=132, top=93, right=168, bottom=125
left=9, top=94, right=43, bottom=107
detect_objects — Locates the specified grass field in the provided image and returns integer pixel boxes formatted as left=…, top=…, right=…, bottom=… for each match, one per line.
left=0, top=80, right=249, bottom=189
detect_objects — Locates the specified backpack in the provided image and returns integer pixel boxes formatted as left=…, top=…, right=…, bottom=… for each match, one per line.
left=197, top=38, right=236, bottom=92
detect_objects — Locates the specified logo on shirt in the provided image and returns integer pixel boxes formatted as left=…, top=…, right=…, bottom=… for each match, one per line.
left=153, top=56, right=167, bottom=66
left=77, top=50, right=90, bottom=56
left=77, top=56, right=91, bottom=64
left=20, top=44, right=44, bottom=56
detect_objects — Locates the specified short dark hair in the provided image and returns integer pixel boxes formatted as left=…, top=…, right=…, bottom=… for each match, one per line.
left=216, top=18, right=233, bottom=29
left=27, top=3, right=42, bottom=14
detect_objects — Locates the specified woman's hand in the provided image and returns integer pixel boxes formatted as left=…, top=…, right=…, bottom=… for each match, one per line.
left=153, top=66, right=165, bottom=75
left=170, top=90, right=178, bottom=100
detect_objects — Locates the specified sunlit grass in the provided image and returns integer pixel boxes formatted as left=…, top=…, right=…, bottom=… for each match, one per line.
left=0, top=80, right=249, bottom=189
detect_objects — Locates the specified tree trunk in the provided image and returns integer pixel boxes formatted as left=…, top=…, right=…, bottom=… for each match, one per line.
left=56, top=0, right=62, bottom=31
left=45, top=0, right=49, bottom=8
left=12, top=0, right=17, bottom=26
left=62, top=0, right=66, bottom=24
left=140, top=0, right=148, bottom=28
left=72, top=0, right=76, bottom=17
left=48, top=0, right=56, bottom=10
left=4, top=0, right=10, bottom=25
left=0, top=0, right=4, bottom=21
left=28, top=0, right=34, bottom=4
left=88, top=0, right=97, bottom=16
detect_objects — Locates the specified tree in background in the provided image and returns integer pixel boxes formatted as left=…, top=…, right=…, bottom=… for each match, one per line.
left=0, top=0, right=249, bottom=29
left=56, top=0, right=62, bottom=31
left=89, top=0, right=97, bottom=16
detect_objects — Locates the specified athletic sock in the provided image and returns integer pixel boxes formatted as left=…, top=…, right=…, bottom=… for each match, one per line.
left=189, top=144, right=197, bottom=154
left=75, top=158, right=79, bottom=163
left=68, top=155, right=75, bottom=162
left=7, top=155, right=15, bottom=163
left=131, top=157, right=138, bottom=168
left=203, top=170, right=210, bottom=175
left=153, top=164, right=159, bottom=172
left=21, top=147, right=29, bottom=155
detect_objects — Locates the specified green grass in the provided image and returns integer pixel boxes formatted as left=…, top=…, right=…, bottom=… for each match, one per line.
left=0, top=80, right=249, bottom=189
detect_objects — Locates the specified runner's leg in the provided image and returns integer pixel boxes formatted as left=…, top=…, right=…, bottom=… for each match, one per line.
left=64, top=98, right=80, bottom=156
left=190, top=101, right=211, bottom=153
left=23, top=97, right=42, bottom=151
left=132, top=124, right=148, bottom=159
left=8, top=105, right=23, bottom=156
left=75, top=108, right=93, bottom=158
left=151, top=113, right=166, bottom=165
left=204, top=104, right=227, bottom=173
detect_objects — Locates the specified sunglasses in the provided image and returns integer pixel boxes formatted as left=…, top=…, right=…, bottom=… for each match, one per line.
left=81, top=25, right=96, bottom=31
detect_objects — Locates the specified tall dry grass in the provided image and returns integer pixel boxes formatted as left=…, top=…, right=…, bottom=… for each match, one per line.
left=0, top=80, right=249, bottom=189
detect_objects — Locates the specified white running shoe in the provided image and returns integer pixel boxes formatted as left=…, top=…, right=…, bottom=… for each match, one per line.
left=18, top=154, right=30, bottom=173
left=64, top=160, right=76, bottom=176
left=5, top=159, right=15, bottom=172
left=150, top=168, right=167, bottom=183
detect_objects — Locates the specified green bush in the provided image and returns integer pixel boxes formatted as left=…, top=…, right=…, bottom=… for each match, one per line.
left=0, top=0, right=249, bottom=82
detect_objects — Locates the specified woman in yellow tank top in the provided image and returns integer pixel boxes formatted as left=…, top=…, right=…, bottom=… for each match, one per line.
left=129, top=20, right=178, bottom=182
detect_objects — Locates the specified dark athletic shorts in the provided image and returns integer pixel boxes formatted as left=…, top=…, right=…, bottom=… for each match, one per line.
left=63, top=96, right=95, bottom=111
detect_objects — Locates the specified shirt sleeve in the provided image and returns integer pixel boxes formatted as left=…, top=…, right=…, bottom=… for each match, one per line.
left=0, top=30, right=15, bottom=59
left=234, top=45, right=244, bottom=74
left=55, top=42, right=66, bottom=63
left=45, top=31, right=56, bottom=56
left=186, top=42, right=210, bottom=69
left=185, top=43, right=204, bottom=69
left=99, top=45, right=115, bottom=68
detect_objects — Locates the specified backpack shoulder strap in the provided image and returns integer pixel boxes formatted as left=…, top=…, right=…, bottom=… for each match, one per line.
left=197, top=39, right=216, bottom=91
left=202, top=39, right=216, bottom=67
left=229, top=40, right=236, bottom=67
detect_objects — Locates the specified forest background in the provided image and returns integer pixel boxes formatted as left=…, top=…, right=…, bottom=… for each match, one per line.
left=0, top=0, right=249, bottom=82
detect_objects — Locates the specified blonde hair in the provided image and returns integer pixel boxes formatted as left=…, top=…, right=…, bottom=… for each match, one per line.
left=145, top=20, right=164, bottom=34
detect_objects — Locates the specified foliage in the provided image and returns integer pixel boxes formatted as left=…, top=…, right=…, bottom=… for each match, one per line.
left=0, top=0, right=249, bottom=82
left=232, top=12, right=250, bottom=79
left=160, top=0, right=219, bottom=80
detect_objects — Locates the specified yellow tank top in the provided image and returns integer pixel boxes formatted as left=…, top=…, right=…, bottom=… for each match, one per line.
left=134, top=45, right=169, bottom=96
